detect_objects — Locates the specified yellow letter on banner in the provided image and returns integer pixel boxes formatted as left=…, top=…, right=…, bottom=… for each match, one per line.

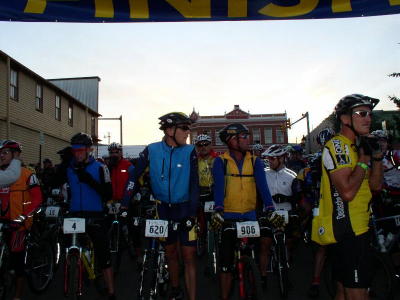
left=332, top=0, right=352, bottom=13
left=24, top=0, right=47, bottom=14
left=95, top=0, right=114, bottom=18
left=129, top=0, right=149, bottom=18
left=228, top=0, right=247, bottom=18
left=389, top=0, right=400, bottom=5
left=259, top=0, right=318, bottom=18
left=165, top=0, right=211, bottom=18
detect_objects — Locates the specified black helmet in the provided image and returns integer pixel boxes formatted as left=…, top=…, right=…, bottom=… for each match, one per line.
left=108, top=142, right=122, bottom=152
left=70, top=132, right=93, bottom=146
left=317, top=128, right=335, bottom=146
left=219, top=123, right=249, bottom=144
left=334, top=94, right=379, bottom=120
left=158, top=112, right=192, bottom=130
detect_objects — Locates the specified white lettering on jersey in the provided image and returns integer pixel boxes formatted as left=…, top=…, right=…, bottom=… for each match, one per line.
left=322, top=148, right=335, bottom=171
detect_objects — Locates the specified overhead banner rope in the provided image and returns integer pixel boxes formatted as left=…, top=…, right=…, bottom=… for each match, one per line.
left=0, top=0, right=399, bottom=22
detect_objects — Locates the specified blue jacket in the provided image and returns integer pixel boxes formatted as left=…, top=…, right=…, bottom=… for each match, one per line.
left=123, top=141, right=199, bottom=218
left=67, top=157, right=107, bottom=212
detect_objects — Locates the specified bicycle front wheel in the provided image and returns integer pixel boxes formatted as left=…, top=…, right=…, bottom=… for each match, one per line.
left=138, top=250, right=158, bottom=300
left=25, top=241, right=55, bottom=293
left=276, top=239, right=289, bottom=298
left=65, top=254, right=81, bottom=299
left=239, top=256, right=263, bottom=300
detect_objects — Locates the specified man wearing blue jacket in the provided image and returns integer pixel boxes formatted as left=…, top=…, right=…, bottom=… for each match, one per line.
left=66, top=133, right=116, bottom=300
left=123, top=112, right=199, bottom=300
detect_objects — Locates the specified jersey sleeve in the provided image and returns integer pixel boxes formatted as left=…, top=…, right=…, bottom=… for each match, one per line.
left=254, top=157, right=274, bottom=210
left=212, top=157, right=225, bottom=212
left=323, top=138, right=353, bottom=173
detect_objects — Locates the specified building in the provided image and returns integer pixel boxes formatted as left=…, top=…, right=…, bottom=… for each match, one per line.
left=0, top=50, right=101, bottom=166
left=189, top=105, right=288, bottom=153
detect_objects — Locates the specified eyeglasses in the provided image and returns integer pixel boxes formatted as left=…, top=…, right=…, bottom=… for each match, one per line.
left=0, top=150, right=11, bottom=156
left=177, top=125, right=191, bottom=131
left=353, top=110, right=372, bottom=118
left=196, top=142, right=210, bottom=147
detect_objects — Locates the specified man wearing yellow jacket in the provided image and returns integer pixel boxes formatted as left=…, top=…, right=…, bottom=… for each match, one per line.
left=211, top=123, right=281, bottom=300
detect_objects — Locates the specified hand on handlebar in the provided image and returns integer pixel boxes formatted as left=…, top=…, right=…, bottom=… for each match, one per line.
left=211, top=211, right=224, bottom=230
left=267, top=211, right=285, bottom=230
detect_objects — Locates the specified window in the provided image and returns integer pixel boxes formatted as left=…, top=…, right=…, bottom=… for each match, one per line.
left=252, top=128, right=260, bottom=144
left=264, top=128, right=272, bottom=144
left=10, top=69, right=18, bottom=101
left=35, top=84, right=43, bottom=112
left=55, top=95, right=61, bottom=121
left=215, top=129, right=223, bottom=146
left=276, top=129, right=284, bottom=143
left=91, top=116, right=96, bottom=136
left=68, top=102, right=73, bottom=126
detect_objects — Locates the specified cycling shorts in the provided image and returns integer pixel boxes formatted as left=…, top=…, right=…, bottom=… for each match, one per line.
left=164, top=225, right=197, bottom=247
left=331, top=232, right=373, bottom=288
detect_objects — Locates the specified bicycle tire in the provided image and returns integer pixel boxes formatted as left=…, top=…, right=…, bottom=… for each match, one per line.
left=205, top=230, right=218, bottom=278
left=65, top=254, right=80, bottom=299
left=236, top=256, right=263, bottom=300
left=26, top=240, right=55, bottom=293
left=138, top=250, right=158, bottom=300
left=0, top=244, right=12, bottom=300
left=276, top=238, right=289, bottom=299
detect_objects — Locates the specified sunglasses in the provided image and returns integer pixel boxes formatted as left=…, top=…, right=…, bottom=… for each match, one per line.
left=196, top=142, right=210, bottom=147
left=109, top=151, right=120, bottom=154
left=72, top=148, right=88, bottom=154
left=353, top=110, right=372, bottom=118
left=177, top=125, right=191, bottom=131
left=0, top=150, right=11, bottom=156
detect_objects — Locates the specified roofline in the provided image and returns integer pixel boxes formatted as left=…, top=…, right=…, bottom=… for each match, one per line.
left=0, top=50, right=101, bottom=117
left=47, top=76, right=101, bottom=82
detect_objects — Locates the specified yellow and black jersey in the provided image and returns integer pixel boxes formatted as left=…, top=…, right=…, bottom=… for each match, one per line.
left=312, top=134, right=371, bottom=245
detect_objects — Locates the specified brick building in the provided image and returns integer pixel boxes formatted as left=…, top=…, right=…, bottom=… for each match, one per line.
left=189, top=105, right=288, bottom=153
left=0, top=50, right=100, bottom=166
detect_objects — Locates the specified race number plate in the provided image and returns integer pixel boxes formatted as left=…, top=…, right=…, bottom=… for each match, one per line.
left=274, top=210, right=289, bottom=224
left=236, top=221, right=260, bottom=238
left=204, top=201, right=215, bottom=213
left=145, top=220, right=168, bottom=238
left=63, top=218, right=85, bottom=234
left=45, top=206, right=60, bottom=218
left=395, top=216, right=400, bottom=227
left=107, top=203, right=121, bottom=215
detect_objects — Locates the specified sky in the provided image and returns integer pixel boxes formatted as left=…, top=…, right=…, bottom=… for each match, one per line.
left=0, top=14, right=399, bottom=145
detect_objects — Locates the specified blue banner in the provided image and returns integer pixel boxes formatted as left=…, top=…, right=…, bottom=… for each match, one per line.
left=0, top=1, right=399, bottom=22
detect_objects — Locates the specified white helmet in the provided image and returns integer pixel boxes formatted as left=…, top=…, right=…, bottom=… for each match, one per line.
left=252, top=143, right=264, bottom=152
left=371, top=130, right=388, bottom=140
left=194, top=134, right=212, bottom=144
left=262, top=144, right=288, bottom=157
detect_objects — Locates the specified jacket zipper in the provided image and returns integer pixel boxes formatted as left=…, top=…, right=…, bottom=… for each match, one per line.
left=168, top=147, right=174, bottom=206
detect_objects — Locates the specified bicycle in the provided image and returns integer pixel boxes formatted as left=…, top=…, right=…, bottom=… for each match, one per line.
left=63, top=216, right=105, bottom=299
left=260, top=204, right=297, bottom=299
left=220, top=219, right=263, bottom=300
left=134, top=206, right=171, bottom=300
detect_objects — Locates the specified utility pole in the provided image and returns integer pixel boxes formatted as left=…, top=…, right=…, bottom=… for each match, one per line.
left=302, top=112, right=311, bottom=154
left=104, top=132, right=111, bottom=144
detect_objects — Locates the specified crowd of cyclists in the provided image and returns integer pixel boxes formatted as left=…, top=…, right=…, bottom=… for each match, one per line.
left=0, top=93, right=399, bottom=300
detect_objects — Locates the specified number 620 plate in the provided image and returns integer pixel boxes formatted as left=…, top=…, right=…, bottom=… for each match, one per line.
left=145, top=220, right=168, bottom=238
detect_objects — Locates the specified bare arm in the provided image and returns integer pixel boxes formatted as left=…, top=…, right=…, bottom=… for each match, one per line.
left=369, top=158, right=383, bottom=192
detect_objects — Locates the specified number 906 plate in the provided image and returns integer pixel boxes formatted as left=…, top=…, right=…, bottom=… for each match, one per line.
left=236, top=221, right=260, bottom=238
left=145, top=219, right=169, bottom=238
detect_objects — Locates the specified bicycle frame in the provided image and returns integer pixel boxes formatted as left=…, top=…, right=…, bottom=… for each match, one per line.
left=370, top=213, right=400, bottom=253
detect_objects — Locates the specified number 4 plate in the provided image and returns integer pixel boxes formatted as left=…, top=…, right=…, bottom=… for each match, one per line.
left=236, top=221, right=260, bottom=238
left=63, top=218, right=85, bottom=234
left=145, top=220, right=168, bottom=238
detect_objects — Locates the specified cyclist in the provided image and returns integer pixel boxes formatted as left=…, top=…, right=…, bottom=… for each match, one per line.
left=312, top=94, right=383, bottom=300
left=123, top=112, right=199, bottom=300
left=0, top=140, right=42, bottom=300
left=194, top=134, right=217, bottom=257
left=259, top=144, right=298, bottom=288
left=211, top=123, right=282, bottom=300
left=65, top=133, right=116, bottom=300
left=287, top=145, right=306, bottom=174
left=0, top=141, right=21, bottom=188
left=252, top=143, right=264, bottom=158
left=298, top=128, right=335, bottom=298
